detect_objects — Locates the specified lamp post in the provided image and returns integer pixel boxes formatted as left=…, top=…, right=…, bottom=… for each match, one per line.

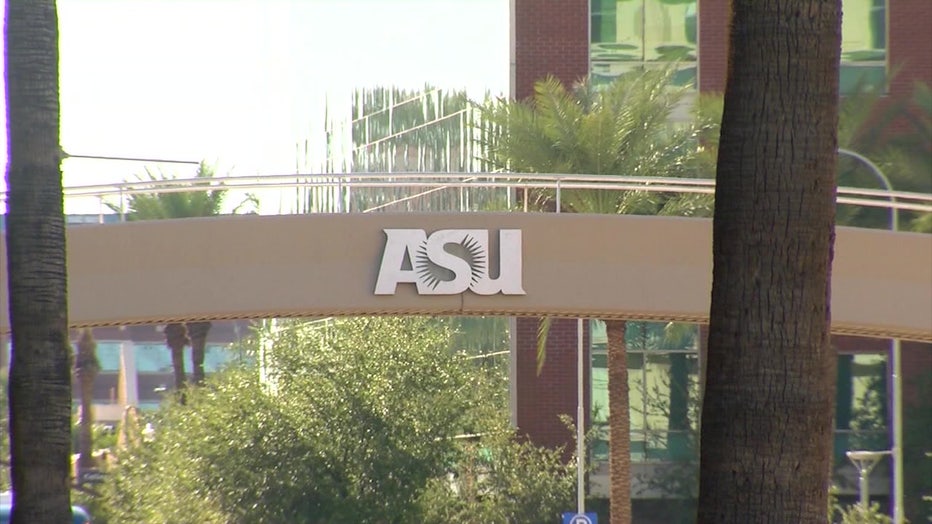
left=837, top=148, right=903, bottom=524
left=846, top=450, right=890, bottom=511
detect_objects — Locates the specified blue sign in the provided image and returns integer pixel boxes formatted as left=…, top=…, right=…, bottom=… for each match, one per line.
left=562, top=512, right=598, bottom=524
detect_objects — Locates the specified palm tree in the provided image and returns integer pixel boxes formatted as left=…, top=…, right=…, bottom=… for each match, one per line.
left=697, top=0, right=840, bottom=521
left=483, top=68, right=715, bottom=524
left=4, top=1, right=74, bottom=521
left=111, top=162, right=238, bottom=390
left=74, top=329, right=100, bottom=482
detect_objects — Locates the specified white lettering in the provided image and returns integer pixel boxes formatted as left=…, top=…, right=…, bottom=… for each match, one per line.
left=374, top=229, right=526, bottom=296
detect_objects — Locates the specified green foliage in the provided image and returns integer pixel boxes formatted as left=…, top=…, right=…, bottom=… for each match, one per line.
left=98, top=317, right=571, bottom=523
left=481, top=68, right=716, bottom=217
left=106, top=161, right=258, bottom=219
left=418, top=431, right=575, bottom=524
left=833, top=503, right=893, bottom=524
left=108, top=162, right=226, bottom=219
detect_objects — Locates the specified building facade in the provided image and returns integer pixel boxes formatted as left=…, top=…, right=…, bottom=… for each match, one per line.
left=511, top=0, right=932, bottom=520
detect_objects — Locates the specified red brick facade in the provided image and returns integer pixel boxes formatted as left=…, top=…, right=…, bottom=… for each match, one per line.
left=512, top=0, right=589, bottom=100
left=697, top=0, right=730, bottom=93
left=514, top=317, right=590, bottom=453
left=888, top=0, right=932, bottom=99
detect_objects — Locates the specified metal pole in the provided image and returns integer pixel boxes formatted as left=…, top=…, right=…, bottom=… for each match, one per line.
left=837, top=147, right=902, bottom=523
left=556, top=178, right=562, bottom=213
left=891, top=338, right=903, bottom=524
left=577, top=317, right=585, bottom=515
left=859, top=469, right=870, bottom=511
left=837, top=148, right=897, bottom=230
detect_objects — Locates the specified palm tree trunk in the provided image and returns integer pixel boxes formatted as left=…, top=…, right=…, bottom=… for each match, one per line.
left=75, top=329, right=100, bottom=481
left=4, top=1, right=73, bottom=521
left=697, top=1, right=841, bottom=522
left=186, top=321, right=212, bottom=385
left=164, top=323, right=189, bottom=390
left=606, top=319, right=631, bottom=524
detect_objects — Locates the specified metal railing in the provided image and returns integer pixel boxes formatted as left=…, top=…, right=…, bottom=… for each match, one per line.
left=2, top=172, right=931, bottom=223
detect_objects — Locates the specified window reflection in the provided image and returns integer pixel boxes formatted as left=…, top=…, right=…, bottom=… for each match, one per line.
left=589, top=0, right=888, bottom=93
left=590, top=0, right=697, bottom=87
left=840, top=0, right=887, bottom=93
left=134, top=343, right=236, bottom=374
left=591, top=326, right=892, bottom=465
left=591, top=320, right=700, bottom=462
left=835, top=353, right=889, bottom=462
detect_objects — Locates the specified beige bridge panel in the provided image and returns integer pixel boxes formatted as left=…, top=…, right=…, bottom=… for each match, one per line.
left=1, top=213, right=930, bottom=341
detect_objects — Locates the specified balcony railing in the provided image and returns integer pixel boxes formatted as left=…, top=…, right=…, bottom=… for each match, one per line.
left=2, top=172, right=930, bottom=227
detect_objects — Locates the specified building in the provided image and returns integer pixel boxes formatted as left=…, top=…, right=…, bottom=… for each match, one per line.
left=511, top=0, right=931, bottom=520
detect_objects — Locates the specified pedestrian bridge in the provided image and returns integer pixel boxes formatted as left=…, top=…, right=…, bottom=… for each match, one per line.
left=1, top=174, right=930, bottom=341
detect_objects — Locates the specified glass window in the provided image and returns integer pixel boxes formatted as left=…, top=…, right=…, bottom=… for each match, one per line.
left=840, top=0, right=886, bottom=94
left=590, top=320, right=700, bottom=462
left=835, top=353, right=889, bottom=461
left=590, top=0, right=697, bottom=87
left=590, top=0, right=886, bottom=93
left=91, top=342, right=123, bottom=373
left=134, top=343, right=237, bottom=374
left=134, top=344, right=175, bottom=373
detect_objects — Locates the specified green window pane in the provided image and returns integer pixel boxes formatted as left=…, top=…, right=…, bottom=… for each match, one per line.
left=134, top=344, right=174, bottom=373
left=134, top=342, right=235, bottom=374
left=91, top=342, right=123, bottom=373
left=834, top=352, right=890, bottom=463
left=841, top=0, right=886, bottom=62
left=840, top=64, right=887, bottom=95
left=590, top=0, right=697, bottom=86
left=840, top=0, right=887, bottom=94
left=642, top=353, right=699, bottom=433
left=591, top=353, right=609, bottom=424
left=643, top=0, right=696, bottom=62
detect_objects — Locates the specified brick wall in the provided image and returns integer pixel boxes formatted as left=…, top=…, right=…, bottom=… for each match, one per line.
left=698, top=0, right=730, bottom=93
left=513, top=0, right=589, bottom=100
left=515, top=316, right=590, bottom=455
left=888, top=0, right=932, bottom=98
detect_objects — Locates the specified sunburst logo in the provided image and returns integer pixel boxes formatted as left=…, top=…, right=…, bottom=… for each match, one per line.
left=375, top=229, right=525, bottom=296
left=415, top=234, right=486, bottom=290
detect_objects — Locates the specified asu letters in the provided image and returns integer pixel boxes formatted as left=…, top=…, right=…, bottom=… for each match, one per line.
left=374, top=229, right=526, bottom=296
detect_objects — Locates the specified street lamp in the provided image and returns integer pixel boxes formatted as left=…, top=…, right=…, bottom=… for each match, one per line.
left=837, top=147, right=903, bottom=524
left=846, top=450, right=891, bottom=511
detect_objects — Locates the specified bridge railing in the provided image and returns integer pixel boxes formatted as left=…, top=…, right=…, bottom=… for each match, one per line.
left=2, top=172, right=930, bottom=227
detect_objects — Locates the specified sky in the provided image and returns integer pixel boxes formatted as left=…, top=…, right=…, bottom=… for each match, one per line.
left=1, top=0, right=510, bottom=211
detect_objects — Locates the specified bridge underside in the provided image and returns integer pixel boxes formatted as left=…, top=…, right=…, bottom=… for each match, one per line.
left=1, top=213, right=930, bottom=341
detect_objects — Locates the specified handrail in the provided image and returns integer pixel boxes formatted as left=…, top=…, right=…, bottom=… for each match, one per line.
left=2, top=172, right=930, bottom=218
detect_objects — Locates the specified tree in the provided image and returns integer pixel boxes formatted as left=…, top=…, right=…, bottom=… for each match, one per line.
left=100, top=317, right=573, bottom=523
left=483, top=68, right=715, bottom=524
left=74, top=329, right=100, bottom=483
left=418, top=429, right=576, bottom=524
left=697, top=1, right=841, bottom=523
left=4, top=1, right=73, bottom=522
left=110, top=162, right=249, bottom=389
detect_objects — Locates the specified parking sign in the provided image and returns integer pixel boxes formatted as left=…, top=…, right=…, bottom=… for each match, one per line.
left=561, top=512, right=597, bottom=524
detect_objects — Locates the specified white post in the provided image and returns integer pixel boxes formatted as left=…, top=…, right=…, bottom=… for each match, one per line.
left=891, top=338, right=903, bottom=524
left=577, top=318, right=585, bottom=514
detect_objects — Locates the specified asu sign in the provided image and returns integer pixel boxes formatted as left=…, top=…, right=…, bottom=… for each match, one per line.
left=375, top=229, right=526, bottom=296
